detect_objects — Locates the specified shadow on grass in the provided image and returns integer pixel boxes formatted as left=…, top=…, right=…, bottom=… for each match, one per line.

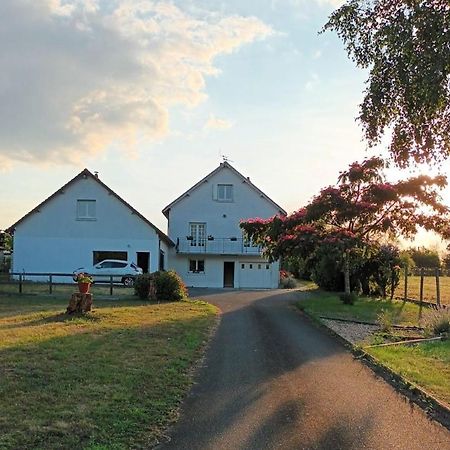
left=0, top=307, right=215, bottom=450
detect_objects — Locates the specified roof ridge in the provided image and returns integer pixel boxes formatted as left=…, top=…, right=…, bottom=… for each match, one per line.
left=8, top=169, right=174, bottom=246
left=162, top=161, right=286, bottom=216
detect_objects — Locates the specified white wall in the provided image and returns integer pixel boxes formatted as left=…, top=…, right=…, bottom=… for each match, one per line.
left=12, top=176, right=164, bottom=278
left=167, top=166, right=283, bottom=241
left=166, top=165, right=283, bottom=288
left=168, top=251, right=280, bottom=288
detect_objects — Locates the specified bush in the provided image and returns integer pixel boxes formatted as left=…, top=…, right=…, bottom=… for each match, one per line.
left=134, top=273, right=153, bottom=300
left=280, top=276, right=296, bottom=289
left=339, top=292, right=357, bottom=305
left=152, top=270, right=188, bottom=301
left=134, top=271, right=187, bottom=301
left=423, top=308, right=450, bottom=336
left=377, top=309, right=394, bottom=332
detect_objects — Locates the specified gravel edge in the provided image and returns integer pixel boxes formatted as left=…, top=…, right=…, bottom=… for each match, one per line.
left=298, top=308, right=450, bottom=432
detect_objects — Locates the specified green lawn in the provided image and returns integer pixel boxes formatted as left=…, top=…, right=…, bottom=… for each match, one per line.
left=0, top=295, right=218, bottom=449
left=298, top=290, right=423, bottom=326
left=298, top=290, right=450, bottom=407
left=368, top=341, right=450, bottom=406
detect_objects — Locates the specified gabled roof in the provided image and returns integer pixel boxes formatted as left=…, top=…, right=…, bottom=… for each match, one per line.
left=8, top=169, right=174, bottom=247
left=162, top=161, right=287, bottom=217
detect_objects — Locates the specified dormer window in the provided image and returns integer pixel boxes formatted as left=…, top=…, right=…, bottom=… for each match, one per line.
left=217, top=184, right=233, bottom=202
left=77, top=199, right=96, bottom=220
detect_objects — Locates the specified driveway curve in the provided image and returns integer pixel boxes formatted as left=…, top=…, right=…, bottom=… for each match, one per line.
left=159, top=289, right=450, bottom=450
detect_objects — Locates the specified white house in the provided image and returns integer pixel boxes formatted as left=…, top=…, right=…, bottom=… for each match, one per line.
left=8, top=169, right=173, bottom=281
left=163, top=162, right=286, bottom=288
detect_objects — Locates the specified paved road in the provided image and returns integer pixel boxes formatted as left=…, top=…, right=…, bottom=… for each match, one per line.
left=159, top=289, right=450, bottom=450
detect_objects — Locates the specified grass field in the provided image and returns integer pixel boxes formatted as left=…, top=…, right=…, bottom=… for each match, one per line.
left=297, top=290, right=424, bottom=326
left=395, top=275, right=450, bottom=306
left=0, top=295, right=217, bottom=449
left=368, top=340, right=450, bottom=406
left=298, top=290, right=450, bottom=407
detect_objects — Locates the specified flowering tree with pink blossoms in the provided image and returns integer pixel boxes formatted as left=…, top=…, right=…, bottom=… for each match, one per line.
left=241, top=157, right=450, bottom=294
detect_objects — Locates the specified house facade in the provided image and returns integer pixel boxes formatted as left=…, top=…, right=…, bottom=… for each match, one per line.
left=163, top=162, right=286, bottom=288
left=8, top=170, right=173, bottom=281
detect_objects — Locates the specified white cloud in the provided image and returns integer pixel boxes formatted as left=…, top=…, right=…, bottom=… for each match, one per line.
left=204, top=114, right=233, bottom=130
left=0, top=0, right=272, bottom=166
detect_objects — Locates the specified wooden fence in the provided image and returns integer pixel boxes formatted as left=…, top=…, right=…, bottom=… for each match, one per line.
left=396, top=267, right=449, bottom=308
left=0, top=272, right=133, bottom=297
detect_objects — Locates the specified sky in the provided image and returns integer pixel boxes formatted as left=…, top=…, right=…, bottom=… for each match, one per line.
left=0, top=0, right=448, bottom=250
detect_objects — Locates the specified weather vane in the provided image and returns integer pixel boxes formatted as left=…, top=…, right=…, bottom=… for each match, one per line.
left=221, top=154, right=233, bottom=163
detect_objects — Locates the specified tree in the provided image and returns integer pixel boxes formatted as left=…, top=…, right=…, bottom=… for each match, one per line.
left=0, top=231, right=11, bottom=251
left=241, top=157, right=450, bottom=294
left=407, top=246, right=441, bottom=268
left=324, top=1, right=450, bottom=167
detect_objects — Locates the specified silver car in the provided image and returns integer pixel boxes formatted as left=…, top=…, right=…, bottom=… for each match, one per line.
left=73, top=259, right=143, bottom=287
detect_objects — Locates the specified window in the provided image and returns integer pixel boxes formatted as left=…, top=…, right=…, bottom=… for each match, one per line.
left=189, top=223, right=206, bottom=247
left=93, top=251, right=127, bottom=264
left=241, top=264, right=245, bottom=269
left=189, top=259, right=205, bottom=273
left=111, top=262, right=127, bottom=268
left=77, top=199, right=96, bottom=220
left=217, top=184, right=233, bottom=202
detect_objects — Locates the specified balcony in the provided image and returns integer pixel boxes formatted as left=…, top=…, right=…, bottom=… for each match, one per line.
left=176, top=237, right=262, bottom=255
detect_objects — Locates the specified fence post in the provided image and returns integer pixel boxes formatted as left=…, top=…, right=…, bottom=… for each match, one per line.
left=19, top=273, right=23, bottom=294
left=419, top=268, right=424, bottom=305
left=404, top=265, right=408, bottom=301
left=435, top=268, right=441, bottom=308
left=110, top=275, right=113, bottom=296
left=49, top=274, right=53, bottom=295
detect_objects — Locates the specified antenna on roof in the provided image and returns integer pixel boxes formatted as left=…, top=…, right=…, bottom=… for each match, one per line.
left=221, top=154, right=233, bottom=163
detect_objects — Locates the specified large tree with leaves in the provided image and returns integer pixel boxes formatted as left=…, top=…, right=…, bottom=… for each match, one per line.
left=241, top=157, right=450, bottom=293
left=324, top=1, right=450, bottom=167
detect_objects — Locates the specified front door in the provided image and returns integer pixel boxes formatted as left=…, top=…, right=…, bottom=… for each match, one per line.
left=223, top=262, right=235, bottom=288
left=137, top=252, right=150, bottom=273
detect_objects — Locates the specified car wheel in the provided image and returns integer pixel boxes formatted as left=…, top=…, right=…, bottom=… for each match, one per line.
left=122, top=277, right=134, bottom=287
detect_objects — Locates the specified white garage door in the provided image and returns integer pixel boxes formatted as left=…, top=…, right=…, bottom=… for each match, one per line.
left=239, top=262, right=273, bottom=288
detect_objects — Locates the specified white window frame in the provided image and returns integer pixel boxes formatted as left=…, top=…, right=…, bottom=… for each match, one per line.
left=217, top=184, right=233, bottom=202
left=189, top=259, right=205, bottom=273
left=189, top=222, right=206, bottom=247
left=77, top=199, right=96, bottom=220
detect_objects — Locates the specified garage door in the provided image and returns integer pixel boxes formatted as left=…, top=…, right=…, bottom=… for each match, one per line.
left=239, top=262, right=273, bottom=288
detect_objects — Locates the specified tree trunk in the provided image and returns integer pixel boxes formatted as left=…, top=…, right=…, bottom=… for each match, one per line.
left=344, top=252, right=351, bottom=294
left=66, top=293, right=93, bottom=314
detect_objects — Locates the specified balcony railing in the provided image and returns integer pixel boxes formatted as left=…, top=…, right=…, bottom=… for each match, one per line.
left=176, top=237, right=262, bottom=255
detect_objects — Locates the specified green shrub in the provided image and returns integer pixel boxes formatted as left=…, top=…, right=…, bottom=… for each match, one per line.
left=423, top=308, right=450, bottom=336
left=152, top=271, right=188, bottom=301
left=339, top=292, right=357, bottom=305
left=134, top=273, right=153, bottom=299
left=280, top=276, right=297, bottom=289
left=377, top=309, right=394, bottom=332
left=134, top=271, right=187, bottom=301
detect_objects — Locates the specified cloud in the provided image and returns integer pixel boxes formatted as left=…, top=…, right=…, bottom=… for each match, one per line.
left=0, top=0, right=272, bottom=166
left=204, top=114, right=233, bottom=130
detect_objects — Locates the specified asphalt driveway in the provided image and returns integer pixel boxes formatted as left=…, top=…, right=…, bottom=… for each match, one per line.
left=158, top=289, right=450, bottom=450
